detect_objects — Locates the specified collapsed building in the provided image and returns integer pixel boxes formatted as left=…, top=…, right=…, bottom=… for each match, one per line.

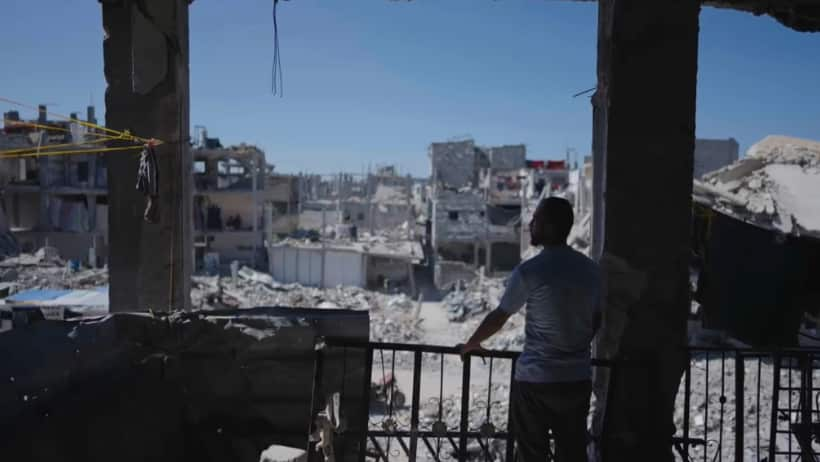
left=192, top=136, right=299, bottom=272
left=692, top=135, right=820, bottom=347
left=429, top=140, right=578, bottom=288
left=429, top=140, right=521, bottom=288
left=268, top=237, right=423, bottom=293
left=0, top=105, right=107, bottom=264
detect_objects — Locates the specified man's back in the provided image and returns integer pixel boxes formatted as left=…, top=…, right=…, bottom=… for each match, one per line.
left=500, top=246, right=601, bottom=383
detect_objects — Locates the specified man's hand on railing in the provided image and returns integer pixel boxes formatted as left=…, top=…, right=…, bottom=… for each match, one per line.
left=457, top=341, right=488, bottom=364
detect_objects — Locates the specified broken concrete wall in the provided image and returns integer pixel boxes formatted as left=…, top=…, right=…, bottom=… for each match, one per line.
left=198, top=231, right=261, bottom=265
left=366, top=256, right=410, bottom=287
left=432, top=191, right=485, bottom=244
left=434, top=260, right=478, bottom=290
left=488, top=145, right=526, bottom=171
left=430, top=140, right=475, bottom=190
left=0, top=308, right=369, bottom=462
left=13, top=231, right=106, bottom=263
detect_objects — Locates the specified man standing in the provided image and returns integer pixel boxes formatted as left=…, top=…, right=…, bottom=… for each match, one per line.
left=460, top=197, right=601, bottom=462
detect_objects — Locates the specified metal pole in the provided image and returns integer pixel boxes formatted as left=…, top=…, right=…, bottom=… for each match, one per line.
left=735, top=352, right=744, bottom=462
left=410, top=351, right=422, bottom=461
left=458, top=356, right=472, bottom=460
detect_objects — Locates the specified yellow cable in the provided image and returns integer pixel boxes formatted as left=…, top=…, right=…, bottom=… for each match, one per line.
left=0, top=135, right=119, bottom=156
left=0, top=96, right=160, bottom=144
left=2, top=120, right=120, bottom=141
left=0, top=145, right=144, bottom=159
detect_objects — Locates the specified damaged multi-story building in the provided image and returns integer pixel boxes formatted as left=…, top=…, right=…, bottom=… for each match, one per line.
left=0, top=105, right=108, bottom=265
left=274, top=166, right=421, bottom=292
left=429, top=140, right=536, bottom=288
left=192, top=131, right=299, bottom=272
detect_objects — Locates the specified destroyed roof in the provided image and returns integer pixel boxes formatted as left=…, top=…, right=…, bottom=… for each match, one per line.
left=271, top=237, right=424, bottom=262
left=693, top=135, right=820, bottom=239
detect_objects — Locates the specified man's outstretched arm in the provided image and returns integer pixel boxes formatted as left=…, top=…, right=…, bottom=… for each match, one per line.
left=461, top=308, right=512, bottom=354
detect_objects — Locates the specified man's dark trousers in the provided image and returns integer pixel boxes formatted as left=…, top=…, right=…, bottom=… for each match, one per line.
left=512, top=380, right=591, bottom=462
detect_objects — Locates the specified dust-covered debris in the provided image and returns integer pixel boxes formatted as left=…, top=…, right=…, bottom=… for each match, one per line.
left=191, top=266, right=424, bottom=342
left=0, top=248, right=107, bottom=293
left=442, top=277, right=505, bottom=322
left=695, top=135, right=820, bottom=238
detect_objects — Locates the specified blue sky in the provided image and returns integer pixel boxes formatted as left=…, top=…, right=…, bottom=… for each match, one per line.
left=1, top=1, right=817, bottom=176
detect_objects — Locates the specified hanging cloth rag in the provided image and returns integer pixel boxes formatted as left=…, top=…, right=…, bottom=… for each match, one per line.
left=136, top=141, right=160, bottom=223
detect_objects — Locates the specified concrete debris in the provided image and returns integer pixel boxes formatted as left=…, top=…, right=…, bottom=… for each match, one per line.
left=695, top=135, right=820, bottom=238
left=0, top=249, right=108, bottom=293
left=442, top=277, right=504, bottom=322
left=259, top=445, right=306, bottom=462
left=191, top=266, right=422, bottom=342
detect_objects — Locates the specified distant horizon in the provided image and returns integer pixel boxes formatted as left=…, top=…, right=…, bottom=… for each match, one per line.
left=1, top=1, right=817, bottom=177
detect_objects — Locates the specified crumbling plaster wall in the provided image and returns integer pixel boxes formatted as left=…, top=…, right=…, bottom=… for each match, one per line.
left=432, top=191, right=485, bottom=244
left=0, top=308, right=369, bottom=462
left=430, top=140, right=476, bottom=190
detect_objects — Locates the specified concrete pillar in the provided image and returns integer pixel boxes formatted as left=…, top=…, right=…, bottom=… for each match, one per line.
left=102, top=0, right=192, bottom=312
left=594, top=1, right=699, bottom=460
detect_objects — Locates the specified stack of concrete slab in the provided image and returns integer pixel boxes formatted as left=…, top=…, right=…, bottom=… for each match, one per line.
left=693, top=135, right=820, bottom=238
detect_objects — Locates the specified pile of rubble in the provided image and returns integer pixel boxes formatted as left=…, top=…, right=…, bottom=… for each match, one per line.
left=0, top=247, right=107, bottom=291
left=191, top=266, right=422, bottom=342
left=694, top=135, right=820, bottom=238
left=442, top=276, right=505, bottom=322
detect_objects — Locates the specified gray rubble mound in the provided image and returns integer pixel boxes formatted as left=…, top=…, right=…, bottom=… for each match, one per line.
left=694, top=135, right=820, bottom=238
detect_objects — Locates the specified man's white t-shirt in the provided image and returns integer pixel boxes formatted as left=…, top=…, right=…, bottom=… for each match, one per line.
left=498, top=246, right=602, bottom=383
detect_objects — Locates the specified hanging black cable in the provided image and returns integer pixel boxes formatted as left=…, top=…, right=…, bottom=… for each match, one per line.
left=272, top=0, right=284, bottom=97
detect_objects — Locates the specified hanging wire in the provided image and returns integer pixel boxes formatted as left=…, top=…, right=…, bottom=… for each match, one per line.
left=272, top=0, right=284, bottom=97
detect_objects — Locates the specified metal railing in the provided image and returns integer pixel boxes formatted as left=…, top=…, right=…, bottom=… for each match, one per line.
left=675, top=347, right=820, bottom=462
left=312, top=338, right=629, bottom=462
left=314, top=339, right=519, bottom=461
left=312, top=339, right=820, bottom=461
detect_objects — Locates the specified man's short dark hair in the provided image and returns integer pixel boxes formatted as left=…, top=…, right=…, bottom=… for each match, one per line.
left=537, top=197, right=574, bottom=243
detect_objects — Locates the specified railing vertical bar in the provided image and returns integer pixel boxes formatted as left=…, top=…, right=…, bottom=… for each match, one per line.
left=704, top=351, right=709, bottom=462
left=308, top=344, right=325, bottom=455
left=768, top=353, right=780, bottom=462
left=756, top=356, right=761, bottom=461
left=735, top=351, right=744, bottom=462
left=505, top=360, right=517, bottom=462
left=409, top=351, right=422, bottom=462
left=360, top=346, right=374, bottom=462
left=718, top=351, right=726, bottom=462
left=683, top=351, right=691, bottom=457
left=801, top=353, right=813, bottom=462
left=789, top=354, right=793, bottom=457
left=459, top=355, right=472, bottom=461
